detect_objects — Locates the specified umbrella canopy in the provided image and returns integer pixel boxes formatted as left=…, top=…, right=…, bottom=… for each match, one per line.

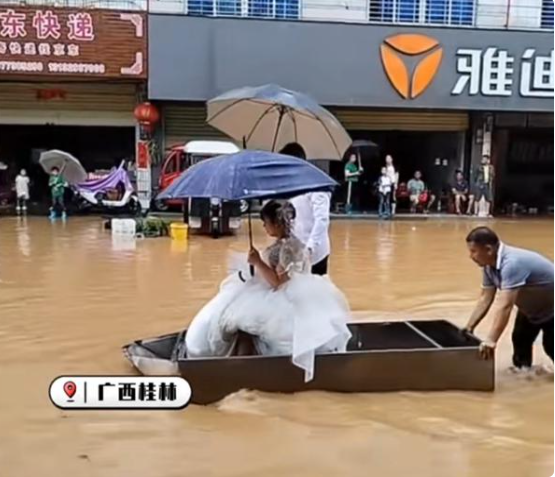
left=350, top=139, right=379, bottom=150
left=39, top=150, right=87, bottom=185
left=207, top=84, right=352, bottom=161
left=156, top=150, right=338, bottom=202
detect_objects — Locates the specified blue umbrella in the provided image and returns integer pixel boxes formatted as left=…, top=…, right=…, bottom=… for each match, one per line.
left=156, top=150, right=338, bottom=249
left=156, top=150, right=337, bottom=201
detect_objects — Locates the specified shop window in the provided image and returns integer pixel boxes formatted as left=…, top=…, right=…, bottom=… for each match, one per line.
left=370, top=0, right=474, bottom=25
left=431, top=0, right=473, bottom=25
left=188, top=0, right=214, bottom=16
left=427, top=0, right=473, bottom=25
left=217, top=0, right=242, bottom=15
left=370, top=0, right=419, bottom=23
left=188, top=0, right=242, bottom=16
left=541, top=0, right=554, bottom=28
left=249, top=0, right=299, bottom=18
left=275, top=0, right=300, bottom=19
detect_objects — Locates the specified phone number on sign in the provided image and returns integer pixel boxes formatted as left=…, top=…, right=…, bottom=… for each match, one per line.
left=0, top=60, right=43, bottom=72
left=48, top=62, right=106, bottom=74
left=0, top=60, right=106, bottom=74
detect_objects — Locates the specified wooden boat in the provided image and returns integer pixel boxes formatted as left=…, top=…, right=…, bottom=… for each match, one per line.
left=123, top=320, right=494, bottom=405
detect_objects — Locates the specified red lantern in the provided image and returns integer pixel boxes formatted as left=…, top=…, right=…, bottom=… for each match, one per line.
left=134, top=102, right=160, bottom=133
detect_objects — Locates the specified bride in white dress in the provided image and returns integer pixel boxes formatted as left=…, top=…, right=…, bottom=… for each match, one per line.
left=185, top=200, right=352, bottom=381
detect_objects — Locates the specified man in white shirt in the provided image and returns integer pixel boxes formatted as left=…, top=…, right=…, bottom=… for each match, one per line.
left=290, top=191, right=331, bottom=275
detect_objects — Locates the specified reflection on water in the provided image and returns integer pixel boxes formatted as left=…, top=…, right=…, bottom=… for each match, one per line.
left=0, top=217, right=552, bottom=477
left=15, top=217, right=31, bottom=258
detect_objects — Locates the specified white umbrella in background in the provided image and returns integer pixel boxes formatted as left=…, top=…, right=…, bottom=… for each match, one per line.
left=207, top=84, right=352, bottom=161
left=39, top=150, right=87, bottom=185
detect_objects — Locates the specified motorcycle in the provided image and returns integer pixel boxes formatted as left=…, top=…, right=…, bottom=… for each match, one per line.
left=74, top=162, right=141, bottom=215
left=0, top=162, right=11, bottom=208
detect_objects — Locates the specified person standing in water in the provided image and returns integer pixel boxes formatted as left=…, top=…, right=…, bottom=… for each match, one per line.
left=280, top=143, right=332, bottom=276
left=15, top=169, right=30, bottom=215
left=290, top=191, right=332, bottom=276
left=469, top=155, right=495, bottom=216
left=344, top=154, right=363, bottom=214
left=48, top=167, right=67, bottom=220
left=377, top=166, right=393, bottom=219
left=385, top=155, right=399, bottom=216
left=464, top=227, right=553, bottom=370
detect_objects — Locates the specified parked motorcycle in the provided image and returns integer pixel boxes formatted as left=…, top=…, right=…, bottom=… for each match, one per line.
left=74, top=162, right=141, bottom=216
left=0, top=162, right=11, bottom=208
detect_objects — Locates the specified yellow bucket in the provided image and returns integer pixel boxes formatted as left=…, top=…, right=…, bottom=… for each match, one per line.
left=170, top=223, right=189, bottom=241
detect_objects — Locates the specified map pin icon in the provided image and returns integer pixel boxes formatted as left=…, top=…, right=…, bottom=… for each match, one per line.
left=63, top=381, right=77, bottom=399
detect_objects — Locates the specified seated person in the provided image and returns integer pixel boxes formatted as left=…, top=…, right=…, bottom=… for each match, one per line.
left=396, top=182, right=409, bottom=201
left=407, top=171, right=426, bottom=213
left=185, top=200, right=352, bottom=382
left=451, top=170, right=470, bottom=215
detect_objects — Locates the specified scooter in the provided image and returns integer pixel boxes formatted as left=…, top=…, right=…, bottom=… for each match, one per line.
left=74, top=162, right=141, bottom=216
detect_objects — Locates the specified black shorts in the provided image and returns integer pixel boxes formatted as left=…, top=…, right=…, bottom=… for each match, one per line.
left=472, top=184, right=492, bottom=202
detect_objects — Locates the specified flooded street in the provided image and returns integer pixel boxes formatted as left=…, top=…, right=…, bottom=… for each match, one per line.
left=0, top=217, right=552, bottom=477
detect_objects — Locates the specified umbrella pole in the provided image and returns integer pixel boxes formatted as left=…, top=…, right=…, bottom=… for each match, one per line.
left=248, top=208, right=255, bottom=277
left=271, top=107, right=285, bottom=152
left=248, top=209, right=253, bottom=248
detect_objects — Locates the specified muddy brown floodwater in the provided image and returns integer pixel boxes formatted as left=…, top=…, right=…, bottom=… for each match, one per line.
left=0, top=217, right=552, bottom=477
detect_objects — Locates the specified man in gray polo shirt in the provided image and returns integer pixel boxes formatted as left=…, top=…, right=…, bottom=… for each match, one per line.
left=464, top=226, right=553, bottom=368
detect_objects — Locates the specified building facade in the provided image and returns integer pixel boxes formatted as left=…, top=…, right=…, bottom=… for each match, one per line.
left=150, top=0, right=554, bottom=30
left=0, top=5, right=147, bottom=201
left=148, top=14, right=553, bottom=212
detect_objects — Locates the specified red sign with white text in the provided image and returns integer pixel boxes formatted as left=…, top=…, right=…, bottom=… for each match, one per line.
left=0, top=7, right=146, bottom=78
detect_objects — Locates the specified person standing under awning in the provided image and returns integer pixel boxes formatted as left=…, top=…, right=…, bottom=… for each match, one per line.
left=344, top=154, right=363, bottom=214
left=385, top=155, right=399, bottom=216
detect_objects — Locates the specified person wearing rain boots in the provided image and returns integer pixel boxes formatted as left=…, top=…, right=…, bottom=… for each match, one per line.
left=48, top=167, right=67, bottom=220
left=344, top=154, right=362, bottom=214
left=15, top=169, right=30, bottom=215
left=385, top=155, right=399, bottom=217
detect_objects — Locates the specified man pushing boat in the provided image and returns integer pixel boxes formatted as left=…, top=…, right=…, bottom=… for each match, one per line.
left=464, top=227, right=554, bottom=370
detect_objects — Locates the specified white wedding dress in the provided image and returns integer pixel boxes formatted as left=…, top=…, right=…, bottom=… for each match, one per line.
left=185, top=236, right=352, bottom=381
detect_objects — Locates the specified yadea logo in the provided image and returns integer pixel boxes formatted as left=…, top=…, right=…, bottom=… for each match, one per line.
left=381, top=34, right=443, bottom=100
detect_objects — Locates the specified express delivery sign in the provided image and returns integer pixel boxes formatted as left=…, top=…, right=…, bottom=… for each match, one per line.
left=0, top=7, right=146, bottom=78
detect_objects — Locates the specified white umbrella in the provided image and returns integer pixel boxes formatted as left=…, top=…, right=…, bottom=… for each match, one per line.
left=39, top=150, right=87, bottom=185
left=207, top=84, right=352, bottom=161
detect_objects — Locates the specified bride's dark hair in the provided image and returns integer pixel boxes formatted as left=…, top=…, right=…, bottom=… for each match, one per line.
left=260, top=200, right=296, bottom=237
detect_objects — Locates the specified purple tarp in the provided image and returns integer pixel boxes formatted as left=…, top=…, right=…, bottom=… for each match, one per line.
left=76, top=164, right=133, bottom=194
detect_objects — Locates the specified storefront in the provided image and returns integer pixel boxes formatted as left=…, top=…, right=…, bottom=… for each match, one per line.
left=486, top=112, right=553, bottom=213
left=0, top=6, right=147, bottom=201
left=148, top=15, right=553, bottom=211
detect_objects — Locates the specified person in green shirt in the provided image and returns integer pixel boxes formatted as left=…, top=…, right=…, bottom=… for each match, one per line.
left=48, top=167, right=67, bottom=220
left=344, top=154, right=363, bottom=214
